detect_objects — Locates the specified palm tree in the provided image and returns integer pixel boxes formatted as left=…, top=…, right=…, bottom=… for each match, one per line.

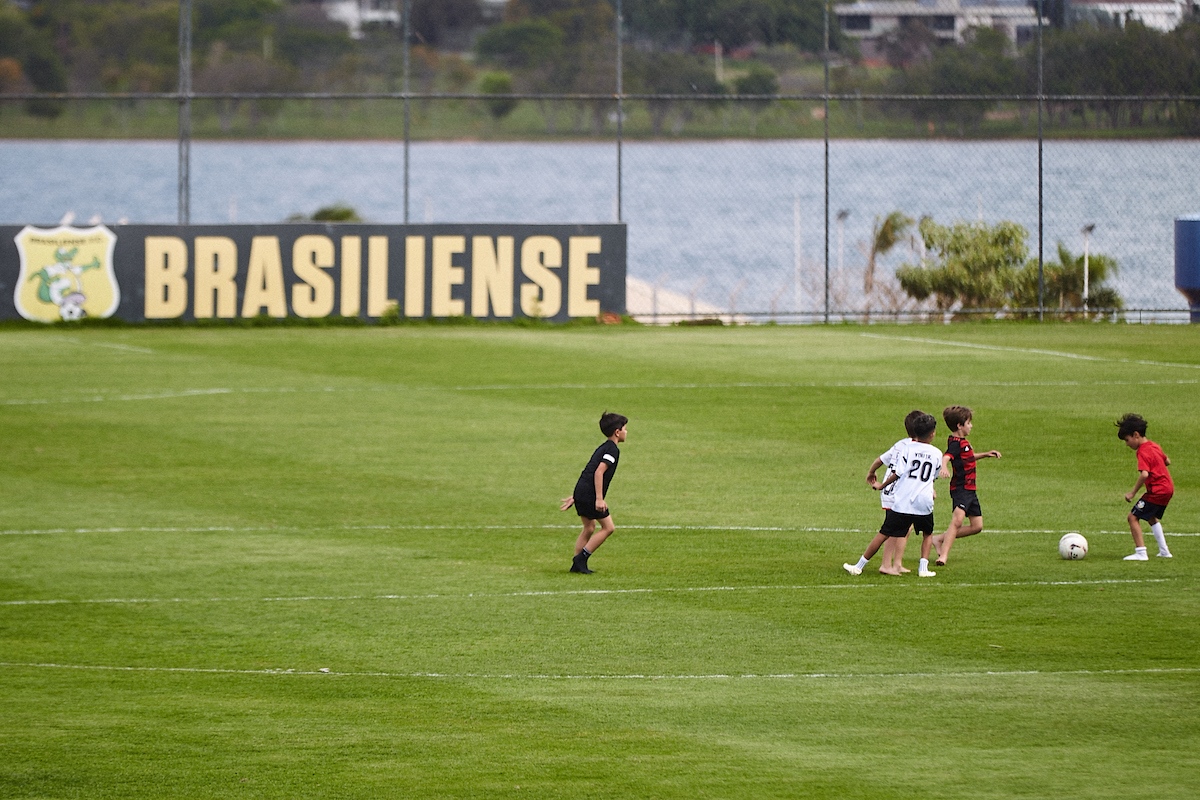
left=865, top=211, right=913, bottom=293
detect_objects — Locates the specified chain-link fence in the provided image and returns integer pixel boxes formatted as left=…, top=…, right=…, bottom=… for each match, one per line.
left=3, top=23, right=1199, bottom=324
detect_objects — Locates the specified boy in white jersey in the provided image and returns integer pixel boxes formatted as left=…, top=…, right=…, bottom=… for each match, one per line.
left=845, top=410, right=944, bottom=578
left=866, top=435, right=913, bottom=574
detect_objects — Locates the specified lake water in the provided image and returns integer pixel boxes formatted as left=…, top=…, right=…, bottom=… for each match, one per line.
left=1, top=139, right=1195, bottom=313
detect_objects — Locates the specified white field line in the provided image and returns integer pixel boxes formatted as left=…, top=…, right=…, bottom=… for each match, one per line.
left=860, top=333, right=1200, bottom=371
left=1, top=660, right=1196, bottom=682
left=3, top=523, right=1198, bottom=537
left=0, top=578, right=1173, bottom=608
left=2, top=377, right=1198, bottom=406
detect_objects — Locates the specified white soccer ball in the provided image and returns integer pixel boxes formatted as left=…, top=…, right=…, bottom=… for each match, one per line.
left=1059, top=533, right=1088, bottom=560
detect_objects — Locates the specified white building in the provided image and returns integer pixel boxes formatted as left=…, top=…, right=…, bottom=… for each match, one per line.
left=322, top=0, right=401, bottom=39
left=836, top=0, right=1045, bottom=49
left=1069, top=0, right=1189, bottom=31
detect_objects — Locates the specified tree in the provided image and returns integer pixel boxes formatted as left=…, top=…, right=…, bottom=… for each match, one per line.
left=865, top=211, right=913, bottom=293
left=734, top=63, right=778, bottom=132
left=1013, top=242, right=1122, bottom=313
left=896, top=217, right=1028, bottom=311
left=480, top=70, right=518, bottom=121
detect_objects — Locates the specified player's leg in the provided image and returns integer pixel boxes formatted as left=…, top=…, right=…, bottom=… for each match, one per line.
left=1123, top=510, right=1149, bottom=560
left=879, top=536, right=901, bottom=575
left=895, top=529, right=912, bottom=573
left=935, top=506, right=967, bottom=565
left=584, top=514, right=615, bottom=554
left=1148, top=515, right=1172, bottom=557
left=845, top=532, right=887, bottom=575
left=917, top=517, right=937, bottom=577
left=574, top=518, right=596, bottom=555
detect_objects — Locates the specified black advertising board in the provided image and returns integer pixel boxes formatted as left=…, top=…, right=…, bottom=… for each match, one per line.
left=0, top=223, right=626, bottom=323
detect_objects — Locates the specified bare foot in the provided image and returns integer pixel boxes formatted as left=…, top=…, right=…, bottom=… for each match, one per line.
left=898, top=566, right=911, bottom=574
left=931, top=534, right=944, bottom=552
left=879, top=566, right=902, bottom=576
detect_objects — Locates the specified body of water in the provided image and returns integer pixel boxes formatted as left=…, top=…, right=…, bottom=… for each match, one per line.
left=1, top=139, right=1195, bottom=312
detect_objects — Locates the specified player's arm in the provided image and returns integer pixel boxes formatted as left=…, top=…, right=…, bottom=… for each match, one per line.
left=978, top=449, right=1002, bottom=460
left=879, top=471, right=899, bottom=490
left=939, top=453, right=952, bottom=480
left=866, top=456, right=886, bottom=490
left=1124, top=470, right=1149, bottom=502
left=593, top=461, right=609, bottom=510
left=559, top=496, right=576, bottom=511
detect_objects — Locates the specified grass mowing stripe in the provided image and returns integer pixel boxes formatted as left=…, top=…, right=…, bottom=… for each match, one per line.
left=3, top=661, right=1198, bottom=681
left=0, top=578, right=1175, bottom=606
left=860, top=331, right=1200, bottom=369
left=4, top=378, right=1200, bottom=406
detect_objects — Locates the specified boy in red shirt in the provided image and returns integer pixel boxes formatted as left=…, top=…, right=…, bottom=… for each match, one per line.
left=932, top=405, right=1001, bottom=567
left=1116, top=413, right=1174, bottom=561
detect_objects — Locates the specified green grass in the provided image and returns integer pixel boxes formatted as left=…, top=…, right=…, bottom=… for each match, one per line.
left=1, top=324, right=1198, bottom=798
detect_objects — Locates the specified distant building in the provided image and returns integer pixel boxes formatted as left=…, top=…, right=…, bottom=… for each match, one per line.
left=836, top=0, right=1045, bottom=54
left=1068, top=0, right=1189, bottom=31
left=322, top=0, right=401, bottom=39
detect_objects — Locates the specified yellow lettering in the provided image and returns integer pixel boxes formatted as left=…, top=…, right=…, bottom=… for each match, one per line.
left=404, top=235, right=425, bottom=317
left=366, top=236, right=393, bottom=317
left=431, top=235, right=466, bottom=317
left=241, top=236, right=287, bottom=318
left=567, top=236, right=602, bottom=317
left=471, top=236, right=514, bottom=318
left=340, top=236, right=361, bottom=317
left=520, top=236, right=562, bottom=318
left=193, top=236, right=238, bottom=319
left=292, top=235, right=336, bottom=318
left=144, top=236, right=188, bottom=319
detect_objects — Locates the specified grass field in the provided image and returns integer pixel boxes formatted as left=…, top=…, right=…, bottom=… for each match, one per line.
left=1, top=323, right=1198, bottom=799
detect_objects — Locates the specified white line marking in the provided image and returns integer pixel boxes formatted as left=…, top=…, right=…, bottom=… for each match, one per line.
left=94, top=342, right=154, bottom=354
left=2, top=377, right=1197, bottom=406
left=1, top=661, right=1196, bottom=682
left=3, top=523, right=1198, bottom=537
left=0, top=578, right=1173, bottom=607
left=860, top=333, right=1200, bottom=370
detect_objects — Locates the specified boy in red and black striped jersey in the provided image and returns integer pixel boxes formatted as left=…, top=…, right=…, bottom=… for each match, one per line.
left=1117, top=413, right=1174, bottom=561
left=931, top=406, right=1001, bottom=566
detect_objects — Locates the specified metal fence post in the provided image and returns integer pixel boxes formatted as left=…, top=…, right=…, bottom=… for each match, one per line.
left=177, top=0, right=192, bottom=226
left=403, top=0, right=411, bottom=225
left=1037, top=0, right=1045, bottom=322
left=616, top=0, right=623, bottom=224
left=823, top=0, right=831, bottom=325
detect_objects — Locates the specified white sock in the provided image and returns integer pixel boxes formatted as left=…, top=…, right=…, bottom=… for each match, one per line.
left=1134, top=546, right=1147, bottom=555
left=919, top=558, right=929, bottom=570
left=856, top=556, right=868, bottom=570
left=1151, top=523, right=1170, bottom=554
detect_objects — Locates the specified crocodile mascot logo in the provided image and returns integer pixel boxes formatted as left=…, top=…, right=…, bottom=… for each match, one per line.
left=14, top=225, right=120, bottom=322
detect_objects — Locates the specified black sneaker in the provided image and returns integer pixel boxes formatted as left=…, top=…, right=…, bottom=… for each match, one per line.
left=570, top=553, right=593, bottom=574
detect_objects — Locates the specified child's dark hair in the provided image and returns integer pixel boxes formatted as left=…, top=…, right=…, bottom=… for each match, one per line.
left=904, top=409, right=937, bottom=439
left=943, top=405, right=973, bottom=431
left=1116, top=413, right=1148, bottom=440
left=600, top=411, right=628, bottom=438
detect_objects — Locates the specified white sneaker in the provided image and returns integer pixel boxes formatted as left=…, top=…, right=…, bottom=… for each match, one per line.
left=918, top=568, right=937, bottom=578
left=843, top=563, right=862, bottom=576
left=1157, top=551, right=1173, bottom=558
left=1123, top=552, right=1149, bottom=561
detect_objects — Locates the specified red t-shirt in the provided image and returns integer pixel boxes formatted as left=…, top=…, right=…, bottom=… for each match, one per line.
left=946, top=435, right=977, bottom=491
left=1136, top=440, right=1174, bottom=505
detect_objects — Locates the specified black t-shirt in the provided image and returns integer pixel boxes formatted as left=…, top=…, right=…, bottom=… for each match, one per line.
left=574, top=440, right=620, bottom=500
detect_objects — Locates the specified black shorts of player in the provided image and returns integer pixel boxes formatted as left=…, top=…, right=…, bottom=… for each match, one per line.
left=575, top=497, right=611, bottom=520
left=879, top=508, right=934, bottom=538
left=950, top=488, right=983, bottom=518
left=1131, top=497, right=1169, bottom=522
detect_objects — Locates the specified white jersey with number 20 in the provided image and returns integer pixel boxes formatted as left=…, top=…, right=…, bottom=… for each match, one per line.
left=888, top=439, right=942, bottom=516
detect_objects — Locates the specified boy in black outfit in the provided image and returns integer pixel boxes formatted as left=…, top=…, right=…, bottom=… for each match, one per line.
left=560, top=411, right=628, bottom=574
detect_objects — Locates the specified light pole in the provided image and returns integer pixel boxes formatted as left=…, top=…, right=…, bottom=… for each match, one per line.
left=1082, top=223, right=1095, bottom=314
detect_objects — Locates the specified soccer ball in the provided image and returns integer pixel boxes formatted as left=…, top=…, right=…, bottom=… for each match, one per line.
left=1059, top=533, right=1088, bottom=560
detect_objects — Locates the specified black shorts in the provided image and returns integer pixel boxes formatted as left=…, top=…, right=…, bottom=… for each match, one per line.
left=575, top=497, right=611, bottom=520
left=880, top=509, right=934, bottom=538
left=950, top=488, right=982, bottom=518
left=1131, top=497, right=1169, bottom=522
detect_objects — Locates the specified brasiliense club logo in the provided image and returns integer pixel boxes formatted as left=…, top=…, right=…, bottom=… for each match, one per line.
left=14, top=225, right=120, bottom=322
